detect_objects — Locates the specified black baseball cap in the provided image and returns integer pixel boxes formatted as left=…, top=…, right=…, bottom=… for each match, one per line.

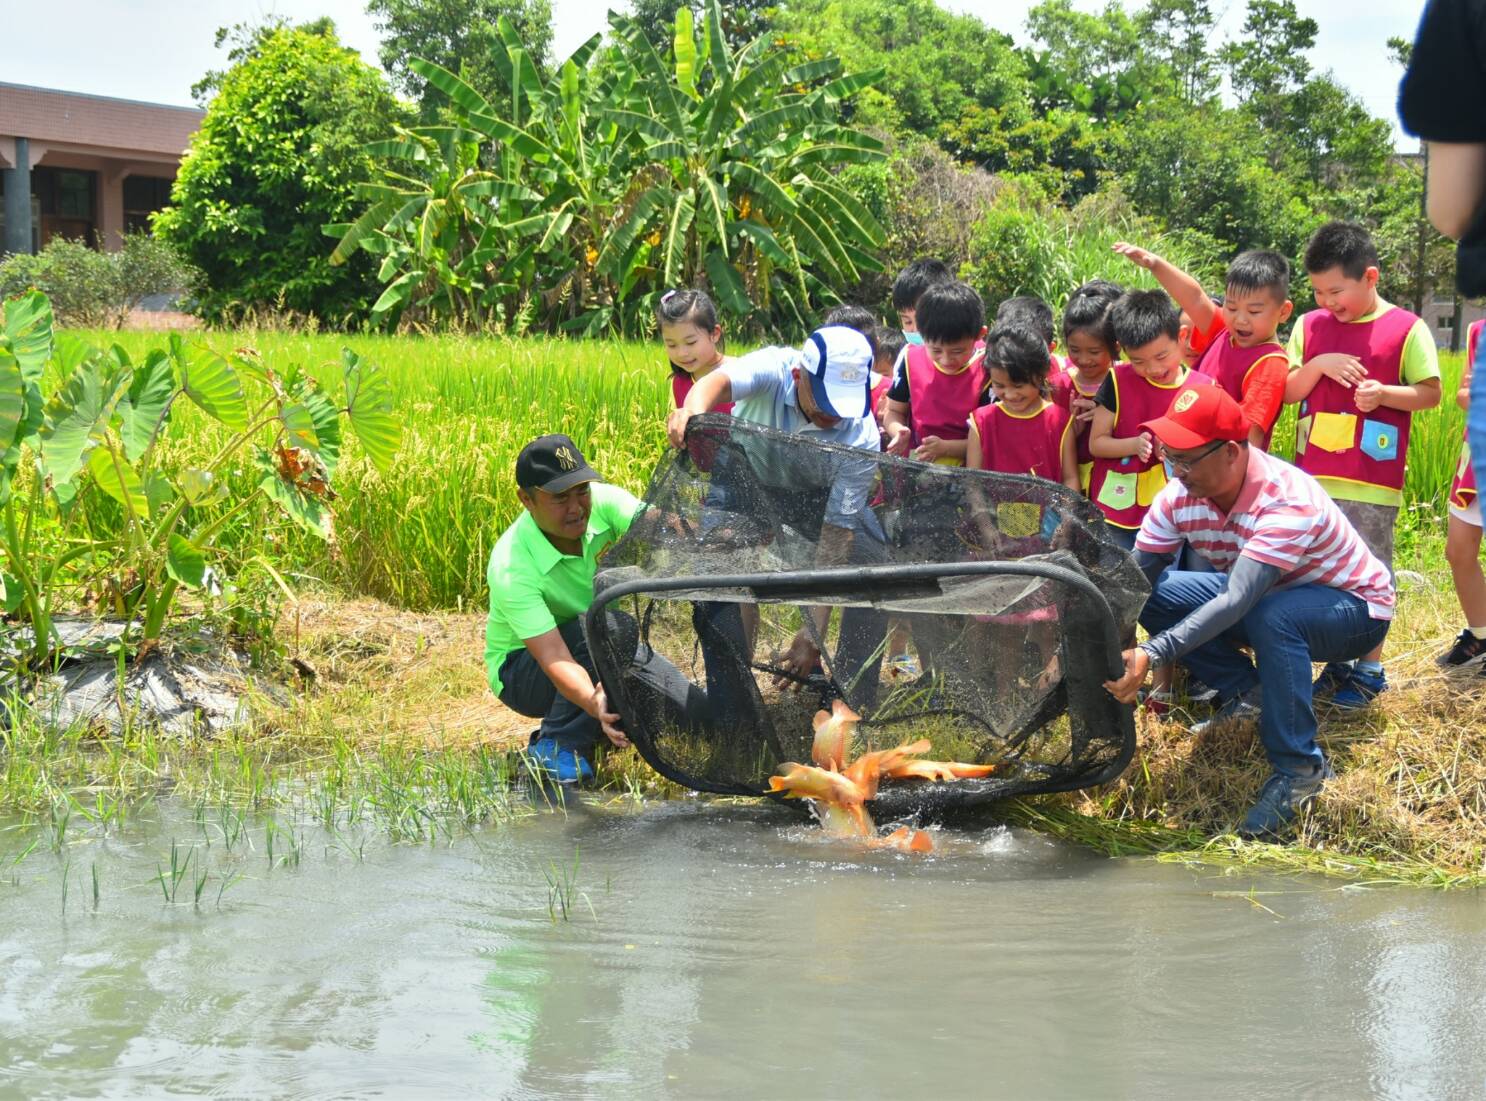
left=516, top=434, right=600, bottom=493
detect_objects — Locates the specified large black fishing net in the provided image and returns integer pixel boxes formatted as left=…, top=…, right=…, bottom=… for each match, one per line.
left=587, top=415, right=1148, bottom=817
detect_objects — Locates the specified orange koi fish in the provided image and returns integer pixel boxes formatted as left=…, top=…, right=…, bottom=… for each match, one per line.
left=873, top=826, right=934, bottom=854
left=842, top=738, right=932, bottom=799
left=768, top=762, right=873, bottom=837
left=810, top=699, right=861, bottom=771
left=884, top=759, right=1000, bottom=782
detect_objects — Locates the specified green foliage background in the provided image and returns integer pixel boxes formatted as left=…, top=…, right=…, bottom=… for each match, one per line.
left=155, top=23, right=412, bottom=327
left=161, top=0, right=1456, bottom=339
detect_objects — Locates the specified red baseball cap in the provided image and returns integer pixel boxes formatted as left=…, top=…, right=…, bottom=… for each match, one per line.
left=1140, top=385, right=1249, bottom=451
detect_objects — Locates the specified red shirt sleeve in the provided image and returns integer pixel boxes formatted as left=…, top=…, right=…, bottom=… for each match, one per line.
left=1189, top=312, right=1227, bottom=357
left=1239, top=354, right=1289, bottom=434
left=671, top=371, right=692, bottom=409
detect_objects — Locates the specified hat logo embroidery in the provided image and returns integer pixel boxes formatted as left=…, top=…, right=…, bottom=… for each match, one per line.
left=1173, top=389, right=1199, bottom=413
left=556, top=446, right=579, bottom=471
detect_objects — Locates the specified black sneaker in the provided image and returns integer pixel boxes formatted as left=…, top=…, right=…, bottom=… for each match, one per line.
left=1437, top=629, right=1486, bottom=670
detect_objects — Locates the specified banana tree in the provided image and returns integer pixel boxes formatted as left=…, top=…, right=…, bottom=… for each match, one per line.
left=333, top=0, right=889, bottom=336
left=0, top=291, right=402, bottom=671
left=598, top=0, right=888, bottom=330
left=330, top=23, right=624, bottom=332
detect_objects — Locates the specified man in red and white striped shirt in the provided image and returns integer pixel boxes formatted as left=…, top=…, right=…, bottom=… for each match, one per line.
left=1103, top=386, right=1394, bottom=839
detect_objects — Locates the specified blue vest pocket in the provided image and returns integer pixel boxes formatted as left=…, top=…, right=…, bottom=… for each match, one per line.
left=1360, top=418, right=1398, bottom=463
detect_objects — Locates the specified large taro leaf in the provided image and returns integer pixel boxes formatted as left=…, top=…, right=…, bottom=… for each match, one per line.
left=0, top=347, right=22, bottom=464
left=87, top=444, right=149, bottom=520
left=293, top=376, right=342, bottom=476
left=166, top=534, right=207, bottom=589
left=39, top=359, right=122, bottom=489
left=1, top=380, right=44, bottom=504
left=171, top=334, right=247, bottom=430
left=341, top=349, right=399, bottom=474
left=280, top=403, right=320, bottom=453
left=254, top=447, right=331, bottom=539
left=117, top=349, right=176, bottom=461
left=3, top=291, right=53, bottom=383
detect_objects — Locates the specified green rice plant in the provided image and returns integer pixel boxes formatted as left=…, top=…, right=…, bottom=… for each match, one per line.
left=543, top=845, right=594, bottom=923
left=156, top=839, right=194, bottom=902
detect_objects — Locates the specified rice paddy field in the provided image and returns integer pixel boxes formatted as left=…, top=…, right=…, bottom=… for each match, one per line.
left=10, top=329, right=1485, bottom=885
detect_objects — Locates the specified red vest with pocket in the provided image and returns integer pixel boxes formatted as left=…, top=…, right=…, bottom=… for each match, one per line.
left=1088, top=364, right=1213, bottom=529
left=1294, top=306, right=1419, bottom=495
left=904, top=342, right=986, bottom=465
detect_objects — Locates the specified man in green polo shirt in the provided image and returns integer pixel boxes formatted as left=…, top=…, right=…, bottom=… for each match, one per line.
left=486, top=434, right=699, bottom=783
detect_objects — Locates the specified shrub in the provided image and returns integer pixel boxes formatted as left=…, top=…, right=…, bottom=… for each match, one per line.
left=0, top=235, right=196, bottom=329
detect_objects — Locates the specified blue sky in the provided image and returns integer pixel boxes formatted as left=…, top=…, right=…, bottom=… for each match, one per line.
left=4, top=0, right=1425, bottom=145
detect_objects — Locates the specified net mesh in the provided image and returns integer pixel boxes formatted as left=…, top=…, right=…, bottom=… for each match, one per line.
left=588, top=415, right=1148, bottom=816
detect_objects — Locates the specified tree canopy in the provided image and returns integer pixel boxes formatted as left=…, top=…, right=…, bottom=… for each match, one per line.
left=157, top=22, right=412, bottom=326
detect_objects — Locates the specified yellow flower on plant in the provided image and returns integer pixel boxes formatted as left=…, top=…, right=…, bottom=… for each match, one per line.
left=646, top=229, right=662, bottom=246
left=738, top=196, right=752, bottom=219
left=584, top=245, right=599, bottom=267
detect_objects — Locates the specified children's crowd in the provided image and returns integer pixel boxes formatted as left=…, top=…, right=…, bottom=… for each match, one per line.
left=656, top=220, right=1486, bottom=714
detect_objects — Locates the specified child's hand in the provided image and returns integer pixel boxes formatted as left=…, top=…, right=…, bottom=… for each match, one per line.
left=885, top=423, right=913, bottom=456
left=1071, top=395, right=1096, bottom=425
left=1134, top=433, right=1154, bottom=463
left=1354, top=378, right=1385, bottom=412
left=913, top=435, right=948, bottom=462
left=1315, top=354, right=1367, bottom=388
left=666, top=408, right=693, bottom=448
left=1112, top=242, right=1160, bottom=270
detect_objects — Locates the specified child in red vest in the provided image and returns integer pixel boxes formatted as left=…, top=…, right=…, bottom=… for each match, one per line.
left=883, top=281, right=988, bottom=466
left=1114, top=243, right=1292, bottom=449
left=893, top=259, right=952, bottom=342
left=1051, top=281, right=1124, bottom=492
left=872, top=330, right=905, bottom=431
left=965, top=323, right=1077, bottom=692
left=968, top=324, right=1080, bottom=489
left=1440, top=318, right=1486, bottom=674
left=1088, top=291, right=1214, bottom=549
left=1283, top=221, right=1442, bottom=708
left=659, top=289, right=732, bottom=414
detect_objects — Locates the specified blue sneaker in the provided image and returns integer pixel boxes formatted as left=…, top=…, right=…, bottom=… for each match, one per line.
left=1327, top=666, right=1387, bottom=712
left=524, top=737, right=594, bottom=784
left=1237, top=765, right=1334, bottom=840
left=1312, top=661, right=1354, bottom=699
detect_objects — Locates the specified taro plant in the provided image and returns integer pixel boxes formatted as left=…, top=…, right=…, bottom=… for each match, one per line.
left=0, top=290, right=401, bottom=671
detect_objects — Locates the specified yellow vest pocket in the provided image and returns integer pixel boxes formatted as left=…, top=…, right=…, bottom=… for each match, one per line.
left=1136, top=464, right=1167, bottom=506
left=1309, top=411, right=1356, bottom=453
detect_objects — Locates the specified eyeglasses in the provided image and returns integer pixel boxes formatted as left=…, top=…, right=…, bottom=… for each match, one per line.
left=1166, top=440, right=1227, bottom=476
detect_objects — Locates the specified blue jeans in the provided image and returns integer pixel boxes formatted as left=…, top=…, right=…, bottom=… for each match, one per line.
left=1140, top=572, right=1391, bottom=776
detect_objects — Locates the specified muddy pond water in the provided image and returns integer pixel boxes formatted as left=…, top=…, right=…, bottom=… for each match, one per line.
left=3, top=796, right=1485, bottom=1099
